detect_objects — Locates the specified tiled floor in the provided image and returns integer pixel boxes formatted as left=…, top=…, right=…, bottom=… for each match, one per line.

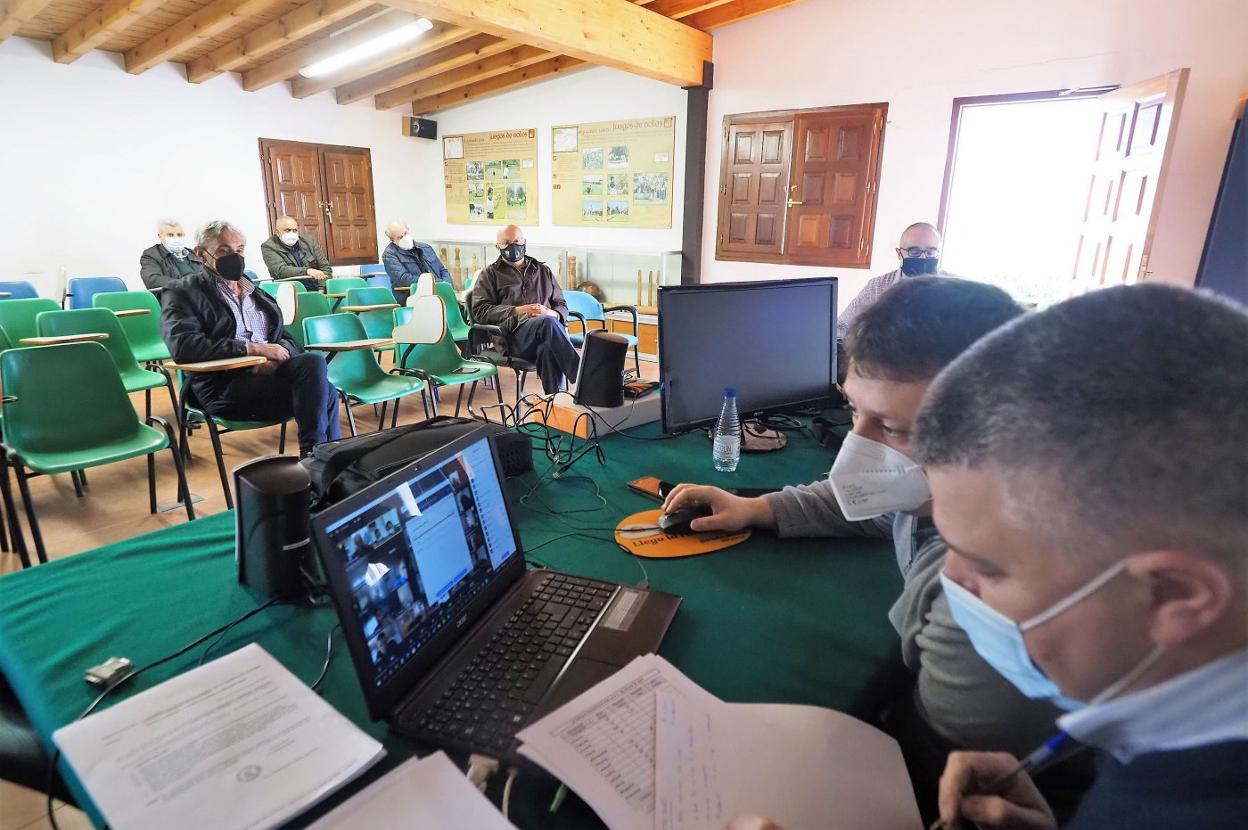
left=0, top=358, right=659, bottom=829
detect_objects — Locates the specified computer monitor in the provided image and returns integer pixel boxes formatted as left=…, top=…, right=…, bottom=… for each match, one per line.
left=658, top=278, right=838, bottom=434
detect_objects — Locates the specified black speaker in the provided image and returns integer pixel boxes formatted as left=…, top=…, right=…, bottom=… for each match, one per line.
left=403, top=116, right=438, bottom=139
left=575, top=330, right=628, bottom=408
left=235, top=455, right=314, bottom=599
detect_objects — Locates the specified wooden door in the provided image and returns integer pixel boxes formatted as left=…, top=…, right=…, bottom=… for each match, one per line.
left=785, top=105, right=886, bottom=266
left=319, top=147, right=379, bottom=265
left=716, top=119, right=792, bottom=259
left=1071, top=69, right=1188, bottom=291
left=260, top=139, right=328, bottom=251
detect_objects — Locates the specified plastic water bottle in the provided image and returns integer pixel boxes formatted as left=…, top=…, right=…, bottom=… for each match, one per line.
left=712, top=388, right=741, bottom=473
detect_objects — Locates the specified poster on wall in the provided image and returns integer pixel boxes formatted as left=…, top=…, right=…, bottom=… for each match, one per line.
left=443, top=129, right=539, bottom=225
left=551, top=117, right=676, bottom=229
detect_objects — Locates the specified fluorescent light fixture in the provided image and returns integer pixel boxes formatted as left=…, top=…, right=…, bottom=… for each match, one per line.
left=300, top=18, right=433, bottom=78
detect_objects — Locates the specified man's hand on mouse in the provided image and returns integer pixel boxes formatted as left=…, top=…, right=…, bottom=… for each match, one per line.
left=662, top=484, right=777, bottom=533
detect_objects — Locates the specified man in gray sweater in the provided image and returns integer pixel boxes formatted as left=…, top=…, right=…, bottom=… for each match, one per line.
left=664, top=278, right=1076, bottom=817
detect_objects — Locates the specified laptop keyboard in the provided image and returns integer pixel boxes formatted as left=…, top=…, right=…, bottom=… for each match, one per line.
left=410, top=572, right=617, bottom=754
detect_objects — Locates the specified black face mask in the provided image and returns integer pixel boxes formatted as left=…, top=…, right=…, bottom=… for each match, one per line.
left=500, top=243, right=526, bottom=264
left=900, top=256, right=939, bottom=277
left=213, top=252, right=247, bottom=281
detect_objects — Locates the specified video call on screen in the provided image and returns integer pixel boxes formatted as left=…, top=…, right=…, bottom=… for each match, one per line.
left=324, top=438, right=519, bottom=686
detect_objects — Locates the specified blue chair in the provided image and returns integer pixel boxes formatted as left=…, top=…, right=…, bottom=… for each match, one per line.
left=244, top=270, right=260, bottom=282
left=360, top=264, right=386, bottom=275
left=0, top=281, right=38, bottom=300
left=564, top=289, right=641, bottom=376
left=64, top=277, right=126, bottom=309
left=365, top=275, right=392, bottom=291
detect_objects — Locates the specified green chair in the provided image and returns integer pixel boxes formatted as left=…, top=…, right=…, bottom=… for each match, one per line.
left=394, top=296, right=498, bottom=417
left=0, top=299, right=59, bottom=346
left=0, top=342, right=193, bottom=565
left=303, top=313, right=428, bottom=435
left=344, top=286, right=398, bottom=359
left=289, top=291, right=333, bottom=348
left=433, top=281, right=471, bottom=348
left=325, top=277, right=366, bottom=311
left=260, top=281, right=308, bottom=298
left=36, top=308, right=180, bottom=428
left=92, top=290, right=172, bottom=364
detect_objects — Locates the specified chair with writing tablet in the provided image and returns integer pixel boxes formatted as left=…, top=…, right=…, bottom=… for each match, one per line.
left=394, top=296, right=498, bottom=417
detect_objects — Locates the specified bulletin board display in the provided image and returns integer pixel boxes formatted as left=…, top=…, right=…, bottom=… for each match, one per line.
left=551, top=117, right=676, bottom=228
left=442, top=129, right=539, bottom=225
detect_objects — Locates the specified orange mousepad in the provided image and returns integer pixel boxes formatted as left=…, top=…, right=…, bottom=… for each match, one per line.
left=614, top=509, right=751, bottom=559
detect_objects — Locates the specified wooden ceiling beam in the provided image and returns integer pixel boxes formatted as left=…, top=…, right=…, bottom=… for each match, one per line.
left=333, top=32, right=509, bottom=105
left=186, top=0, right=374, bottom=84
left=647, top=0, right=733, bottom=19
left=124, top=0, right=287, bottom=75
left=289, top=19, right=475, bottom=98
left=374, top=43, right=551, bottom=109
left=0, top=0, right=56, bottom=42
left=682, top=0, right=808, bottom=30
left=409, top=54, right=585, bottom=114
left=51, top=0, right=163, bottom=63
left=383, top=0, right=710, bottom=87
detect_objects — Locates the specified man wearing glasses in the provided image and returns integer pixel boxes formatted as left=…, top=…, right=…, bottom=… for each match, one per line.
left=837, top=222, right=945, bottom=338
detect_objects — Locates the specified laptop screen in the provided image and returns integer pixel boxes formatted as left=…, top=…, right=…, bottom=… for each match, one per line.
left=316, top=434, right=522, bottom=697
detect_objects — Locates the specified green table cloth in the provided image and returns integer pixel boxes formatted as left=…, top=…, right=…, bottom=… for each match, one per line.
left=0, top=421, right=903, bottom=828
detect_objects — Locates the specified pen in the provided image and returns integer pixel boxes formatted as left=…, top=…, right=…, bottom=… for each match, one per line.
left=927, top=732, right=1074, bottom=830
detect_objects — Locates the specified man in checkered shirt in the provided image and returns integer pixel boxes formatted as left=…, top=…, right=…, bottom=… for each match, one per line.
left=162, top=220, right=340, bottom=456
left=837, top=223, right=946, bottom=339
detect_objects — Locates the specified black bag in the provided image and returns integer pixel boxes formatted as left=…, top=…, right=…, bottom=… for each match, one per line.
left=303, top=417, right=533, bottom=510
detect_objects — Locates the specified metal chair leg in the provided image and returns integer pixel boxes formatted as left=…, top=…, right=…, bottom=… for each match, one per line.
left=495, top=376, right=504, bottom=405
left=454, top=385, right=465, bottom=418
left=278, top=421, right=288, bottom=454
left=391, top=398, right=400, bottom=429
left=342, top=391, right=358, bottom=436
left=633, top=345, right=641, bottom=377
left=205, top=418, right=233, bottom=509
left=466, top=380, right=479, bottom=417
left=152, top=418, right=196, bottom=522
left=13, top=461, right=47, bottom=565
left=0, top=455, right=30, bottom=569
left=378, top=401, right=388, bottom=429
left=71, top=470, right=84, bottom=498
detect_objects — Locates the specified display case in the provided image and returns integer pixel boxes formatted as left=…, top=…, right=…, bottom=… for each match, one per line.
left=428, top=242, right=681, bottom=361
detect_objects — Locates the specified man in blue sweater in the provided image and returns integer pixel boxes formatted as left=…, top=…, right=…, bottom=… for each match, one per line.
left=381, top=220, right=452, bottom=288
left=919, top=284, right=1247, bottom=829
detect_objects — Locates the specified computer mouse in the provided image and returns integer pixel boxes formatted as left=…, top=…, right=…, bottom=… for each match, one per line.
left=657, top=506, right=714, bottom=535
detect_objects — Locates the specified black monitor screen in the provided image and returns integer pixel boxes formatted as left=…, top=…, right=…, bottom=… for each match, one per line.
left=658, top=278, right=838, bottom=433
left=318, top=435, right=520, bottom=690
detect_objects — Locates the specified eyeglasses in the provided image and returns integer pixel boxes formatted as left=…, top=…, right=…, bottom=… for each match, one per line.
left=900, top=247, right=940, bottom=258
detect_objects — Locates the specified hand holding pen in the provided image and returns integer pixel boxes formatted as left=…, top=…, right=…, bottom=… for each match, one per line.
left=931, top=733, right=1077, bottom=830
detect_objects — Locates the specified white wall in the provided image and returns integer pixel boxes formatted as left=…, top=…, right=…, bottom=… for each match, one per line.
left=702, top=0, right=1248, bottom=304
left=428, top=66, right=688, bottom=253
left=0, top=36, right=442, bottom=295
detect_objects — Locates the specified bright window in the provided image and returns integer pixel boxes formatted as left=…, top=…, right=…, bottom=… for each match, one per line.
left=939, top=92, right=1109, bottom=306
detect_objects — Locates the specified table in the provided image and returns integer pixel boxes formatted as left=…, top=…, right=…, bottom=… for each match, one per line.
left=112, top=309, right=151, bottom=318
left=167, top=355, right=267, bottom=373
left=340, top=303, right=399, bottom=313
left=0, top=422, right=903, bottom=828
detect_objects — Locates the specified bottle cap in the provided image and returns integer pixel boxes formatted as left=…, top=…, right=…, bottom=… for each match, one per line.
left=723, top=387, right=736, bottom=398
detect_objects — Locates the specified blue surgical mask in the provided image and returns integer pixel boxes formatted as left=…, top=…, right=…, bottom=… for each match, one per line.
left=941, top=560, right=1136, bottom=710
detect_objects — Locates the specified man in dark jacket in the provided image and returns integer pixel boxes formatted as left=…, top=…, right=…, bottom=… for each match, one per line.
left=140, top=218, right=207, bottom=291
left=162, top=220, right=340, bottom=456
left=260, top=216, right=332, bottom=291
left=382, top=220, right=452, bottom=288
left=470, top=224, right=578, bottom=393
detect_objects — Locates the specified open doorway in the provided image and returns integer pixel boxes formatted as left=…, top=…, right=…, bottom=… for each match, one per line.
left=938, top=71, right=1187, bottom=306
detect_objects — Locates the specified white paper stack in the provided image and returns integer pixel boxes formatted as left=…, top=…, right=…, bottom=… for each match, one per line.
left=516, top=654, right=921, bottom=830
left=54, top=644, right=385, bottom=830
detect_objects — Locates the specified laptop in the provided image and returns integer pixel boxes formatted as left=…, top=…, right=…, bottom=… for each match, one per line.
left=311, top=427, right=681, bottom=762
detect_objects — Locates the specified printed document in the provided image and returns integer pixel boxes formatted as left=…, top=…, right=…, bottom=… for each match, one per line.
left=54, top=643, right=384, bottom=830
left=307, top=751, right=515, bottom=829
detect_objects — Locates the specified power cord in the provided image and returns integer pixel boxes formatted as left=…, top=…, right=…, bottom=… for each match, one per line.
left=309, top=623, right=341, bottom=693
left=502, top=766, right=519, bottom=819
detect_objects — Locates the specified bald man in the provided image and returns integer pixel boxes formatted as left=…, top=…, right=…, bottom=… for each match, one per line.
left=836, top=222, right=946, bottom=338
left=471, top=225, right=578, bottom=394
left=381, top=220, right=451, bottom=288
left=260, top=216, right=332, bottom=290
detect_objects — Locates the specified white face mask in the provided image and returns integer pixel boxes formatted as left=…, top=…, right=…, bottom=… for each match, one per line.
left=162, top=237, right=186, bottom=255
left=279, top=231, right=300, bottom=247
left=397, top=234, right=415, bottom=251
left=828, top=431, right=931, bottom=520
